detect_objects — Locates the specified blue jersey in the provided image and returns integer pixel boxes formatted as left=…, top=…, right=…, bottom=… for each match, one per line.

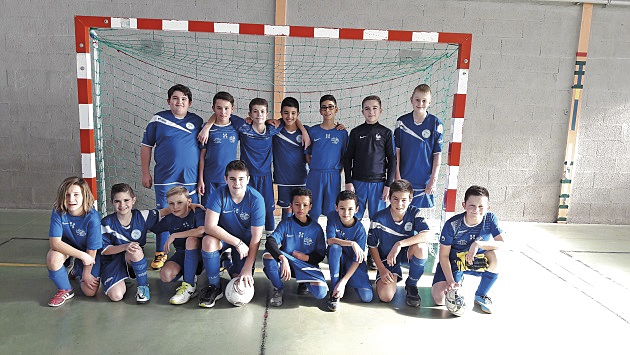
left=270, top=216, right=326, bottom=257
left=306, top=125, right=348, bottom=171
left=231, top=116, right=284, bottom=176
left=150, top=208, right=206, bottom=251
left=206, top=185, right=266, bottom=244
left=49, top=209, right=102, bottom=252
left=199, top=120, right=239, bottom=184
left=440, top=211, right=502, bottom=259
left=100, top=209, right=160, bottom=259
left=141, top=109, right=203, bottom=185
left=394, top=112, right=443, bottom=189
left=272, top=126, right=308, bottom=186
left=367, top=205, right=429, bottom=257
left=326, top=211, right=367, bottom=260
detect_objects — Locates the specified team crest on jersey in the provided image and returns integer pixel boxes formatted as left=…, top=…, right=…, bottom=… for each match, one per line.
left=76, top=229, right=86, bottom=237
left=304, top=236, right=313, bottom=246
left=240, top=212, right=250, bottom=221
left=186, top=122, right=195, bottom=130
left=422, top=129, right=431, bottom=139
left=296, top=135, right=302, bottom=143
left=214, top=138, right=222, bottom=144
left=375, top=133, right=382, bottom=141
left=229, top=135, right=236, bottom=143
left=404, top=222, right=413, bottom=232
left=131, top=229, right=141, bottom=240
left=331, top=137, right=340, bottom=144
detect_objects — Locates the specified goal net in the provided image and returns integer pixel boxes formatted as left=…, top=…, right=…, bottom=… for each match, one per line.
left=88, top=24, right=460, bottom=227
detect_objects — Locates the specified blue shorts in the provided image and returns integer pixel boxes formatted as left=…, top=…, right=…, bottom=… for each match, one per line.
left=410, top=188, right=434, bottom=208
left=101, top=253, right=134, bottom=295
left=201, top=181, right=225, bottom=206
left=249, top=174, right=275, bottom=231
left=168, top=249, right=204, bottom=279
left=263, top=250, right=328, bottom=286
left=306, top=169, right=341, bottom=219
left=374, top=247, right=411, bottom=283
left=276, top=185, right=305, bottom=208
left=353, top=180, right=386, bottom=220
left=73, top=253, right=102, bottom=281
left=431, top=260, right=484, bottom=285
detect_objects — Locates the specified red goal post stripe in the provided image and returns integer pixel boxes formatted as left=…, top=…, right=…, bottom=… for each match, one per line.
left=74, top=16, right=471, bottom=214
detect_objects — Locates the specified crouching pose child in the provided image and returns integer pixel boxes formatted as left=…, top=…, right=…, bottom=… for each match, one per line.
left=100, top=183, right=183, bottom=304
left=367, top=179, right=431, bottom=308
left=325, top=190, right=373, bottom=311
left=263, top=187, right=328, bottom=307
left=431, top=185, right=504, bottom=314
left=150, top=186, right=206, bottom=305
left=46, top=177, right=102, bottom=307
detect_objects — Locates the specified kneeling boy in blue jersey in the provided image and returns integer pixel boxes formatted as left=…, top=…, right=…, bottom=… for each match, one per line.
left=200, top=160, right=266, bottom=308
left=263, top=187, right=328, bottom=307
left=326, top=190, right=373, bottom=311
left=150, top=186, right=206, bottom=305
left=367, top=180, right=431, bottom=307
left=431, top=185, right=504, bottom=314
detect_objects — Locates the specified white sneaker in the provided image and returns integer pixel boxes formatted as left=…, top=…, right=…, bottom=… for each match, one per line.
left=169, top=282, right=197, bottom=305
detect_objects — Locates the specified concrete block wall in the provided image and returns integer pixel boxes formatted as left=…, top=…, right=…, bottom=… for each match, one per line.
left=1, top=0, right=629, bottom=224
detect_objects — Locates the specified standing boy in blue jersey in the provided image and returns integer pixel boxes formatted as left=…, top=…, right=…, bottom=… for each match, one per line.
left=326, top=190, right=373, bottom=311
left=197, top=91, right=239, bottom=206
left=431, top=185, right=504, bottom=314
left=263, top=187, right=328, bottom=307
left=199, top=160, right=266, bottom=308
left=344, top=95, right=395, bottom=220
left=306, top=95, right=348, bottom=220
left=368, top=180, right=431, bottom=308
left=141, top=84, right=203, bottom=270
left=150, top=186, right=206, bottom=305
left=273, top=97, right=308, bottom=221
left=394, top=84, right=443, bottom=209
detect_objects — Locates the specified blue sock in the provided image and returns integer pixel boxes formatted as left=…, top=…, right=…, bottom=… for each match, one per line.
left=476, top=271, right=499, bottom=297
left=184, top=249, right=200, bottom=285
left=355, top=288, right=373, bottom=303
left=307, top=284, right=328, bottom=299
left=202, top=250, right=221, bottom=287
left=263, top=257, right=284, bottom=289
left=130, top=259, right=148, bottom=287
left=405, top=256, right=427, bottom=287
left=327, top=244, right=342, bottom=289
left=48, top=266, right=71, bottom=290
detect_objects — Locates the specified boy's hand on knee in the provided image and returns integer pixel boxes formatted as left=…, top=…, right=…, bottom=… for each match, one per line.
left=379, top=268, right=395, bottom=285
left=80, top=252, right=95, bottom=266
left=82, top=272, right=99, bottom=290
left=386, top=243, right=401, bottom=267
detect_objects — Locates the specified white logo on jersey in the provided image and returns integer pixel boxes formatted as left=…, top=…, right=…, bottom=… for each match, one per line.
left=304, top=236, right=313, bottom=246
left=186, top=122, right=195, bottom=130
left=214, top=138, right=222, bottom=144
left=440, top=235, right=446, bottom=242
left=131, top=229, right=141, bottom=240
left=229, top=135, right=236, bottom=143
left=240, top=212, right=250, bottom=221
left=331, top=137, right=339, bottom=144
left=76, top=229, right=86, bottom=237
left=404, top=222, right=413, bottom=232
left=222, top=210, right=233, bottom=214
left=313, top=138, right=321, bottom=142
left=360, top=135, right=367, bottom=139
left=326, top=134, right=331, bottom=139
left=375, top=133, right=382, bottom=140
left=223, top=133, right=228, bottom=139
left=296, top=135, right=302, bottom=143
left=422, top=129, right=431, bottom=139
left=67, top=221, right=75, bottom=229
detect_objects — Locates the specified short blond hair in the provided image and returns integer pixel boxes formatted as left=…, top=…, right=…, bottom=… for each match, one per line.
left=166, top=186, right=190, bottom=199
left=53, top=177, right=95, bottom=215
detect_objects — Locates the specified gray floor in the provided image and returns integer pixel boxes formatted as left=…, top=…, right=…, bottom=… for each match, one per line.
left=1, top=209, right=629, bottom=354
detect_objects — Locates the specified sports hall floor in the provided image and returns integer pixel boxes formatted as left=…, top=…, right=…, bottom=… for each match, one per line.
left=1, top=209, right=629, bottom=354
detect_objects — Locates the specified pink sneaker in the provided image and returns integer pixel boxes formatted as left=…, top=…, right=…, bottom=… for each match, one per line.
left=48, top=289, right=74, bottom=307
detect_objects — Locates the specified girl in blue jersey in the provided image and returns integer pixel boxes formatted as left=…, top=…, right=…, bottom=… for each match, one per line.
left=101, top=183, right=169, bottom=304
left=326, top=190, right=373, bottom=311
left=46, top=177, right=102, bottom=307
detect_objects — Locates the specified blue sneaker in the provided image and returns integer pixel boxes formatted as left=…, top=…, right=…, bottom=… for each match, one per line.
left=475, top=295, right=493, bottom=313
left=136, top=285, right=150, bottom=304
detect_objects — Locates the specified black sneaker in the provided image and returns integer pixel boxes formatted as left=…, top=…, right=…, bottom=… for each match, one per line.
left=220, top=249, right=233, bottom=272
left=327, top=296, right=339, bottom=312
left=405, top=285, right=421, bottom=308
left=297, top=283, right=309, bottom=295
left=198, top=284, right=223, bottom=308
left=367, top=254, right=377, bottom=270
